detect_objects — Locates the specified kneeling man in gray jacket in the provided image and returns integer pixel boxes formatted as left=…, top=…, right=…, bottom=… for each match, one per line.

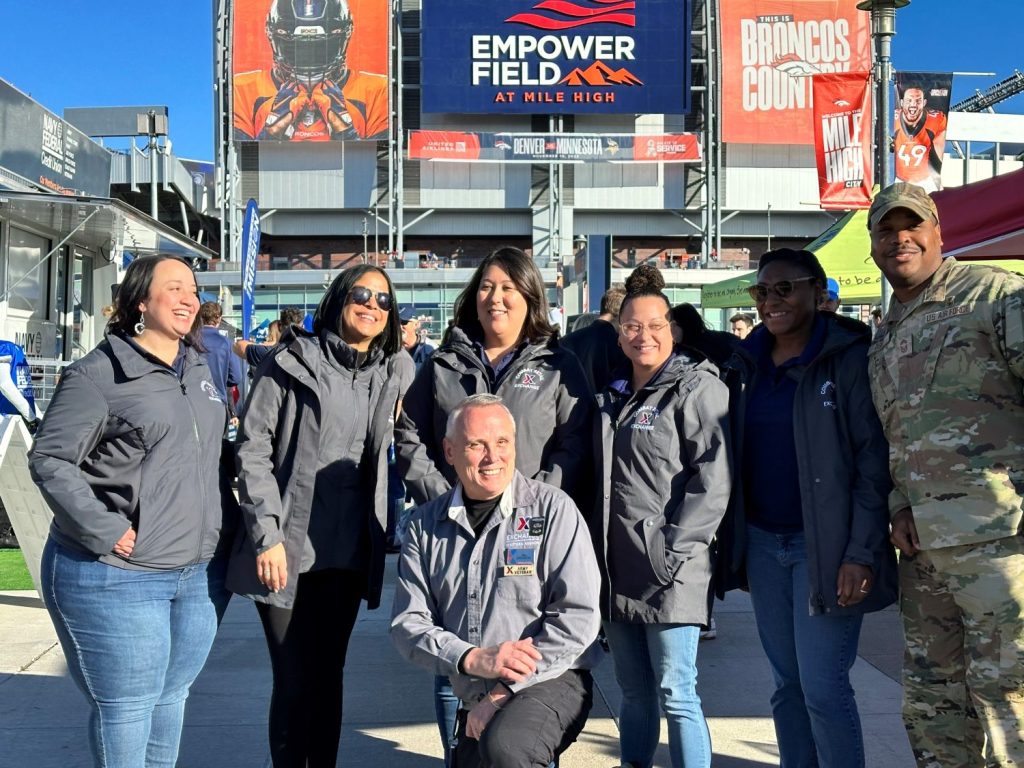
left=391, top=393, right=601, bottom=768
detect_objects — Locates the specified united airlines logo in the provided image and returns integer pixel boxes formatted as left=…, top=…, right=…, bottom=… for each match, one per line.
left=514, top=368, right=544, bottom=391
left=506, top=0, right=636, bottom=30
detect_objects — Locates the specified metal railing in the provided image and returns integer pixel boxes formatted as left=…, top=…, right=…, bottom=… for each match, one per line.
left=30, top=359, right=74, bottom=413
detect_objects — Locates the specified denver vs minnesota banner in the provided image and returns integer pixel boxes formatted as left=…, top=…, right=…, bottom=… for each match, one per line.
left=408, top=131, right=702, bottom=162
left=812, top=72, right=872, bottom=209
left=720, top=1, right=871, bottom=144
left=232, top=0, right=390, bottom=142
left=894, top=72, right=952, bottom=192
left=421, top=0, right=691, bottom=115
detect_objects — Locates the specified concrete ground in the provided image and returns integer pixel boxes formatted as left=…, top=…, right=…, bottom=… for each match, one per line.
left=0, top=557, right=915, bottom=767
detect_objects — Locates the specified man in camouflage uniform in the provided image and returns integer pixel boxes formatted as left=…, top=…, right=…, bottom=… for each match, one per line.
left=867, top=183, right=1024, bottom=767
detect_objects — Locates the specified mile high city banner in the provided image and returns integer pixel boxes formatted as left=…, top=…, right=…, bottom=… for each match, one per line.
left=720, top=0, right=871, bottom=144
left=894, top=71, right=952, bottom=193
left=421, top=0, right=691, bottom=115
left=408, top=131, right=702, bottom=162
left=812, top=71, right=872, bottom=209
left=232, top=0, right=390, bottom=142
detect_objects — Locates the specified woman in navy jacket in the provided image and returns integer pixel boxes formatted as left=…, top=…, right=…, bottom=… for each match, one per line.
left=722, top=248, right=897, bottom=768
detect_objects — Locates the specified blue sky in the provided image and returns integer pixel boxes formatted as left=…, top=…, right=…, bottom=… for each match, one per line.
left=0, top=1, right=1020, bottom=161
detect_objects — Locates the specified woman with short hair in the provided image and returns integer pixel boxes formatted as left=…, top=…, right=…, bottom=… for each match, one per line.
left=30, top=254, right=237, bottom=767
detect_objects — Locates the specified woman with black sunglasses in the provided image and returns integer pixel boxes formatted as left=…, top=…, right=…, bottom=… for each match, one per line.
left=226, top=265, right=403, bottom=767
left=720, top=248, right=897, bottom=768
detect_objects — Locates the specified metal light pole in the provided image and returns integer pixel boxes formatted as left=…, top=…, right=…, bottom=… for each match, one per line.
left=857, top=0, right=909, bottom=309
left=362, top=217, right=369, bottom=264
left=766, top=202, right=772, bottom=252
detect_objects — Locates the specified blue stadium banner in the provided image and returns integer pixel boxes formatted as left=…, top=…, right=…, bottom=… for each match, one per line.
left=421, top=0, right=692, bottom=115
left=240, top=199, right=261, bottom=341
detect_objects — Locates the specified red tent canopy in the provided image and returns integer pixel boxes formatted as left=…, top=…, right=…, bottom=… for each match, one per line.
left=933, top=168, right=1024, bottom=259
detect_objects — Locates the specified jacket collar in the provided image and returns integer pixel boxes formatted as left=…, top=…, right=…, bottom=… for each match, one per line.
left=884, top=256, right=957, bottom=323
left=105, top=331, right=200, bottom=380
left=607, top=350, right=715, bottom=396
left=446, top=470, right=537, bottom=523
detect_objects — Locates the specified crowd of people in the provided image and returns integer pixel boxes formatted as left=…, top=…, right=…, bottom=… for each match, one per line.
left=20, top=182, right=1024, bottom=768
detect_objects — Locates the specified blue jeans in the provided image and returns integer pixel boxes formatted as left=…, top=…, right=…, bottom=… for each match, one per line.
left=603, top=621, right=711, bottom=768
left=41, top=538, right=231, bottom=768
left=745, top=525, right=865, bottom=768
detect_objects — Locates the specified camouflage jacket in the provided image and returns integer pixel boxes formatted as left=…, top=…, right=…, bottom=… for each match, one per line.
left=868, top=257, right=1024, bottom=549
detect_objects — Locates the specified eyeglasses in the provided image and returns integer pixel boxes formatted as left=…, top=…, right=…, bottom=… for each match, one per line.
left=746, top=276, right=818, bottom=302
left=346, top=286, right=393, bottom=311
left=620, top=320, right=671, bottom=338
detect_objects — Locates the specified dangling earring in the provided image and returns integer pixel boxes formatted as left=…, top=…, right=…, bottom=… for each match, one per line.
left=134, top=313, right=146, bottom=335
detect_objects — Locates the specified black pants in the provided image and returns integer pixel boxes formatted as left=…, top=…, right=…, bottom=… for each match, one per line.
left=256, top=568, right=363, bottom=768
left=453, top=669, right=593, bottom=768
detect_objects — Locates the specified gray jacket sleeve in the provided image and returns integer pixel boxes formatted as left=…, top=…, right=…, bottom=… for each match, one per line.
left=390, top=510, right=475, bottom=676
left=662, top=374, right=732, bottom=580
left=506, top=496, right=601, bottom=692
left=236, top=367, right=288, bottom=553
left=395, top=359, right=452, bottom=505
left=534, top=352, right=594, bottom=493
left=28, top=369, right=126, bottom=555
left=839, top=346, right=893, bottom=567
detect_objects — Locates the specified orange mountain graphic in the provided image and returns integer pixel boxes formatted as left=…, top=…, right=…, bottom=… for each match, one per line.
left=559, top=61, right=643, bottom=86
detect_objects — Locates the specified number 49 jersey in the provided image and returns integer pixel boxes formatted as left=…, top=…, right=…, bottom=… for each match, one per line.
left=893, top=109, right=947, bottom=190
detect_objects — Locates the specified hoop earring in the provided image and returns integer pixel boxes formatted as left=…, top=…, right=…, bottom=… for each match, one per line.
left=134, top=313, right=146, bottom=336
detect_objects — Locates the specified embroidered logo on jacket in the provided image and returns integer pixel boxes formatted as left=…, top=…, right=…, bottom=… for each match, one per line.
left=820, top=380, right=837, bottom=410
left=200, top=379, right=224, bottom=403
left=631, top=406, right=660, bottom=430
left=513, top=368, right=544, bottom=390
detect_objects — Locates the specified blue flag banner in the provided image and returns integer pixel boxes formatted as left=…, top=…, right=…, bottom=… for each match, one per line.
left=240, top=199, right=260, bottom=341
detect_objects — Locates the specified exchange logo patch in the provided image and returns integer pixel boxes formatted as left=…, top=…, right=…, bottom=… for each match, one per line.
left=631, top=405, right=659, bottom=431
left=514, top=368, right=544, bottom=390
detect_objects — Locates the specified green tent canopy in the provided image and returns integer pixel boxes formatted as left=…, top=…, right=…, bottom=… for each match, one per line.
left=700, top=209, right=1024, bottom=309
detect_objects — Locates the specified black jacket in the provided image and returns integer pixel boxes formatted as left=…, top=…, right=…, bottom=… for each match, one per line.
left=226, top=330, right=399, bottom=609
left=594, top=354, right=732, bottom=625
left=719, top=314, right=898, bottom=616
left=29, top=333, right=236, bottom=570
left=395, top=327, right=593, bottom=505
left=560, top=319, right=627, bottom=394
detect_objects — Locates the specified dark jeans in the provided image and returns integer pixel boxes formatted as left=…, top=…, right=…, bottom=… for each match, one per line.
left=452, top=669, right=592, bottom=768
left=256, top=568, right=364, bottom=768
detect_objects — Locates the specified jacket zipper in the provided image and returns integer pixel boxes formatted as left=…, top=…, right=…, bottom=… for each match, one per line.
left=180, top=374, right=209, bottom=565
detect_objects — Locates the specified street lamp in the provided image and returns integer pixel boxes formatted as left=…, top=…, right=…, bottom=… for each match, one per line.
left=856, top=0, right=909, bottom=308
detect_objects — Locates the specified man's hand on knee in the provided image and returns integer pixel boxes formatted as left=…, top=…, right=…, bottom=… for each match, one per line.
left=465, top=684, right=512, bottom=740
left=462, top=638, right=541, bottom=683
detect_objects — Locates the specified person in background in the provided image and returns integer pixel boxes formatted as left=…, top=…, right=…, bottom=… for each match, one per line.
left=867, top=183, right=1024, bottom=767
left=233, top=307, right=306, bottom=369
left=0, top=338, right=39, bottom=433
left=560, top=286, right=627, bottom=394
left=29, top=254, right=237, bottom=767
left=593, top=265, right=731, bottom=768
left=819, top=277, right=842, bottom=313
left=722, top=247, right=897, bottom=768
left=227, top=265, right=402, bottom=767
left=400, top=305, right=436, bottom=372
left=199, top=301, right=243, bottom=405
left=396, top=245, right=593, bottom=767
left=391, top=395, right=601, bottom=768
left=729, top=312, right=754, bottom=339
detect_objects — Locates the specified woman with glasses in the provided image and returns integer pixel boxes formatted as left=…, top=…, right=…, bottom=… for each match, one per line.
left=593, top=265, right=731, bottom=768
left=396, top=245, right=592, bottom=767
left=722, top=248, right=896, bottom=768
left=226, top=265, right=402, bottom=767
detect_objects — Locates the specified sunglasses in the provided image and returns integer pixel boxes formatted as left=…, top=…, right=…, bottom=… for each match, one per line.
left=746, top=276, right=818, bottom=302
left=346, top=286, right=393, bottom=312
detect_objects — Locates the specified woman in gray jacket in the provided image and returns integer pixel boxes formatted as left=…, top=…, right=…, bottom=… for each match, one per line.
left=594, top=266, right=731, bottom=768
left=29, top=254, right=236, bottom=767
left=723, top=248, right=897, bottom=768
left=395, top=245, right=592, bottom=766
left=227, top=265, right=401, bottom=767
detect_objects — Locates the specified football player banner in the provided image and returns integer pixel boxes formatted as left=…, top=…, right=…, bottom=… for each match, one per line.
left=894, top=72, right=952, bottom=192
left=811, top=72, right=872, bottom=209
left=720, top=0, right=871, bottom=145
left=232, top=0, right=390, bottom=142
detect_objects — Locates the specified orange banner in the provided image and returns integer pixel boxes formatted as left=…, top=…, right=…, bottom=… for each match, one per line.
left=812, top=72, right=872, bottom=209
left=720, top=1, right=871, bottom=144
left=232, top=0, right=390, bottom=142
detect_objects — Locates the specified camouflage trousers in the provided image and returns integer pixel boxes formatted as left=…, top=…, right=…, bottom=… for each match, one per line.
left=900, top=535, right=1024, bottom=767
